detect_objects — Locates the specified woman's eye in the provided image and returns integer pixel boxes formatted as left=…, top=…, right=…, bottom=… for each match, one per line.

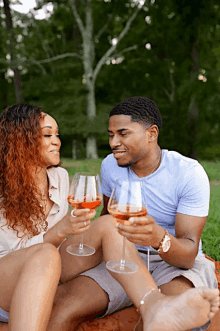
left=44, top=135, right=52, bottom=137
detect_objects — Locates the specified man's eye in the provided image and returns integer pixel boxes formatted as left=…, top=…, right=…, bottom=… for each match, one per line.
left=120, top=133, right=127, bottom=137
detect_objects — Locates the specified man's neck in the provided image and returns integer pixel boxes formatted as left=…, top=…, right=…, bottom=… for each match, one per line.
left=131, top=146, right=162, bottom=178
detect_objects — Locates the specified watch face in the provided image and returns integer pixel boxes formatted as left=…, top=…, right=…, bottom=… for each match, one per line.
left=163, top=236, right=171, bottom=252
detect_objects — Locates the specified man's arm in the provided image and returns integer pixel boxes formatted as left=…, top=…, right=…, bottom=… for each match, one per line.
left=157, top=213, right=207, bottom=268
left=116, top=213, right=207, bottom=269
left=100, top=194, right=110, bottom=216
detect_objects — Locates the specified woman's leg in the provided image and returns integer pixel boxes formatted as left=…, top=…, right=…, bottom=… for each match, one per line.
left=0, top=243, right=61, bottom=331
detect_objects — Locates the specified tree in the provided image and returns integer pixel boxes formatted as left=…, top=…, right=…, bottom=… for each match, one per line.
left=27, top=0, right=145, bottom=158
left=3, top=0, right=23, bottom=102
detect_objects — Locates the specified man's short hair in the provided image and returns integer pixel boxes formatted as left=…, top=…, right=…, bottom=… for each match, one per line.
left=109, top=96, right=162, bottom=130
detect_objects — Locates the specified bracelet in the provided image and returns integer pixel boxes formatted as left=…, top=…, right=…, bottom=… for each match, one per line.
left=137, top=288, right=161, bottom=311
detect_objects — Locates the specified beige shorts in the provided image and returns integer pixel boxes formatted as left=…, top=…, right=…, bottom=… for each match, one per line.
left=80, top=251, right=218, bottom=331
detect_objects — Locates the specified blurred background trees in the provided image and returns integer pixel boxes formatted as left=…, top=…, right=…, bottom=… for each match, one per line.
left=0, top=0, right=220, bottom=160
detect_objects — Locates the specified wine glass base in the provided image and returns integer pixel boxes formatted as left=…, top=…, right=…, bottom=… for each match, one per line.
left=66, top=244, right=95, bottom=256
left=106, top=261, right=139, bottom=274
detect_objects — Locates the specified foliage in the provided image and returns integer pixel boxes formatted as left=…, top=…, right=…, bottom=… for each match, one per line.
left=0, top=0, right=220, bottom=159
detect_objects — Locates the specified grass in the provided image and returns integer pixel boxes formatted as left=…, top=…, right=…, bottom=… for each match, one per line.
left=200, top=161, right=220, bottom=261
left=61, top=158, right=220, bottom=261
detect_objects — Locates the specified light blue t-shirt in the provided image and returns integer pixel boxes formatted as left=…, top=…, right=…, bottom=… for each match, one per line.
left=101, top=150, right=210, bottom=256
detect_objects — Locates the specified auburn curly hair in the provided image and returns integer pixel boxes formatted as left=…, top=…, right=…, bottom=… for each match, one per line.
left=0, top=103, right=48, bottom=238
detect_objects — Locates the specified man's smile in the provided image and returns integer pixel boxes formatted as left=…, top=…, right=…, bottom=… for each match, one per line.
left=113, top=150, right=127, bottom=159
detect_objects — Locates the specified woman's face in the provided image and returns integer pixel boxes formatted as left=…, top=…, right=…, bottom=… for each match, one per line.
left=40, top=114, right=61, bottom=168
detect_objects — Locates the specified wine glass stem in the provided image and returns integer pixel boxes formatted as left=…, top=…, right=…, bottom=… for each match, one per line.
left=79, top=234, right=84, bottom=252
left=120, top=237, right=126, bottom=270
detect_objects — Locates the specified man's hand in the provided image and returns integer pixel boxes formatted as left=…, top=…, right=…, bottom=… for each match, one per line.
left=116, top=215, right=165, bottom=248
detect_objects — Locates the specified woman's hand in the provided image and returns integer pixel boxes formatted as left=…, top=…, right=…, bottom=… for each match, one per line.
left=115, top=215, right=165, bottom=248
left=58, top=209, right=96, bottom=238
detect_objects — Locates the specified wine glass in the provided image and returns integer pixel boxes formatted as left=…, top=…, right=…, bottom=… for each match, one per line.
left=106, top=180, right=147, bottom=274
left=66, top=172, right=102, bottom=256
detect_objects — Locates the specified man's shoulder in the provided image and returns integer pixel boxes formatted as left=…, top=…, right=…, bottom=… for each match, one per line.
left=163, top=150, right=208, bottom=182
left=163, top=150, right=201, bottom=171
left=164, top=150, right=198, bottom=165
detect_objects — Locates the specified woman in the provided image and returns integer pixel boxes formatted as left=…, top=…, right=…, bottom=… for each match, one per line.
left=0, top=103, right=95, bottom=330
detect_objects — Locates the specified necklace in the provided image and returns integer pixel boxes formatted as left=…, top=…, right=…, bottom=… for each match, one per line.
left=148, top=148, right=162, bottom=177
left=129, top=148, right=162, bottom=180
left=35, top=176, right=49, bottom=209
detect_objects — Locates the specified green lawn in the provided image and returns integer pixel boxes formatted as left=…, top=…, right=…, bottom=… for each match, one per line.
left=200, top=161, right=220, bottom=261
left=62, top=158, right=220, bottom=261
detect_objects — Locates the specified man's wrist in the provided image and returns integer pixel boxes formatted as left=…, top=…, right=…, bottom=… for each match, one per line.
left=152, top=227, right=166, bottom=249
left=153, top=229, right=171, bottom=254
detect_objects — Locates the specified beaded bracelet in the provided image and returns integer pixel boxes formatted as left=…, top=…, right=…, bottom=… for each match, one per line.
left=138, top=288, right=161, bottom=311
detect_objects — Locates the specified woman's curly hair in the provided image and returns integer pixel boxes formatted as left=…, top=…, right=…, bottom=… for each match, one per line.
left=0, top=103, right=48, bottom=237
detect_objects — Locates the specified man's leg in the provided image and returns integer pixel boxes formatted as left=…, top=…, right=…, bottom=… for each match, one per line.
left=49, top=215, right=219, bottom=331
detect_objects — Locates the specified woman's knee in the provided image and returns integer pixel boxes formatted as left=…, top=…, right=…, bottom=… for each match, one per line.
left=26, top=243, right=61, bottom=271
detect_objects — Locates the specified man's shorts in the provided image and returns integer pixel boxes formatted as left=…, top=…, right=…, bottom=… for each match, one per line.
left=80, top=251, right=218, bottom=331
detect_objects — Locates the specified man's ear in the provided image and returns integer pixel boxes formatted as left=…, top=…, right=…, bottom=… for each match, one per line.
left=147, top=125, right=159, bottom=142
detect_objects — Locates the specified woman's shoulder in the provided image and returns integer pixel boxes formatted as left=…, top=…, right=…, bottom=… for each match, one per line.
left=47, top=166, right=69, bottom=182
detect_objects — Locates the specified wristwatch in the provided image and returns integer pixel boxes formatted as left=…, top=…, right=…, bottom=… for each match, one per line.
left=154, top=230, right=171, bottom=254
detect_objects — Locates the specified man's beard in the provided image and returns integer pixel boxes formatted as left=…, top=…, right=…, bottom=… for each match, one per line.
left=118, top=162, right=134, bottom=168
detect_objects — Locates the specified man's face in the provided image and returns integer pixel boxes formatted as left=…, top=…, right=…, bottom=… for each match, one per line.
left=108, top=115, right=150, bottom=168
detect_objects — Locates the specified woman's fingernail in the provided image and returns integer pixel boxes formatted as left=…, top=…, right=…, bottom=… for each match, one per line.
left=115, top=223, right=119, bottom=229
left=129, top=218, right=134, bottom=223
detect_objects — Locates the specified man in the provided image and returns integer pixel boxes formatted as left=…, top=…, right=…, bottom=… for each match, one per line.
left=45, top=96, right=218, bottom=331
left=99, top=96, right=219, bottom=330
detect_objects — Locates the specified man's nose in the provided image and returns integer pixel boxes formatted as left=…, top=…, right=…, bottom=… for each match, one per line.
left=110, top=135, right=121, bottom=149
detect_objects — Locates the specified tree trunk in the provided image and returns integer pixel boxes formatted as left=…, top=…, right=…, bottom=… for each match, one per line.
left=86, top=83, right=98, bottom=159
left=83, top=1, right=98, bottom=159
left=72, top=139, right=77, bottom=160
left=3, top=0, right=23, bottom=103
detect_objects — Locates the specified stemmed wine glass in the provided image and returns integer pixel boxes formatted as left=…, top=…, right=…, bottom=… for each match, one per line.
left=66, top=172, right=102, bottom=256
left=106, top=180, right=147, bottom=274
